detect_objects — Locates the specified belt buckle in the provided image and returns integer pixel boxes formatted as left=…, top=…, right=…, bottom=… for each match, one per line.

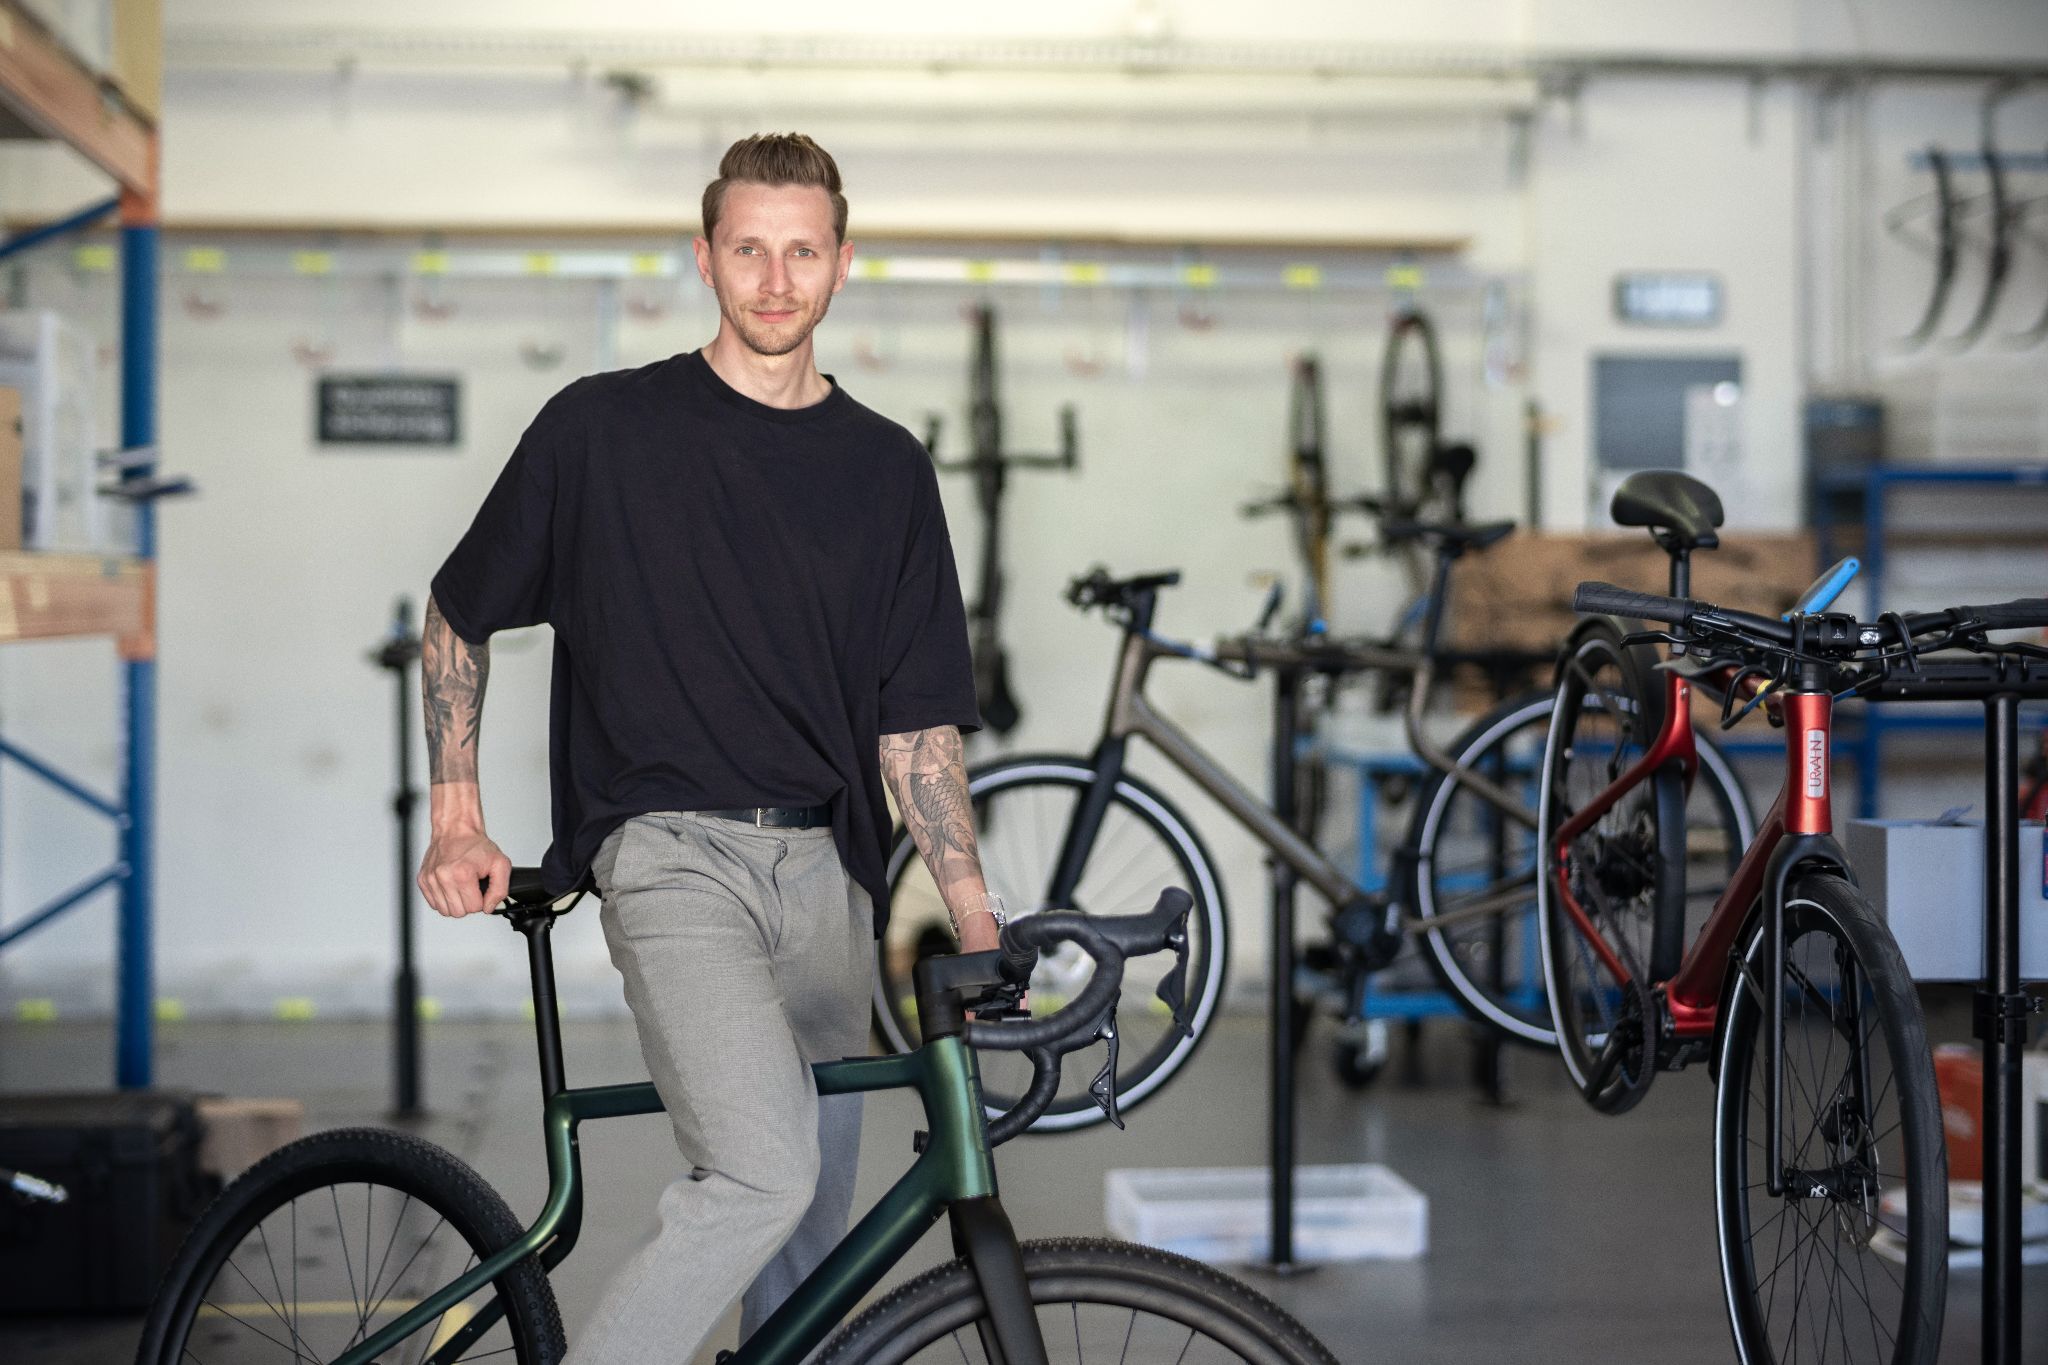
left=756, top=808, right=769, bottom=829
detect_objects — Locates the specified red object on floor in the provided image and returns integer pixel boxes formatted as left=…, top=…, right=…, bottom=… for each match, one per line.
left=1934, top=1044, right=1983, bottom=1182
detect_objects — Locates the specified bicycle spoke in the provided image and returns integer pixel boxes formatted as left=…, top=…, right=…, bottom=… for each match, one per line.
left=1853, top=1243, right=1888, bottom=1361
left=362, top=1207, right=447, bottom=1347
left=219, top=1249, right=316, bottom=1360
left=332, top=1185, right=365, bottom=1336
left=199, top=1295, right=321, bottom=1361
left=255, top=1216, right=317, bottom=1360
left=361, top=1192, right=417, bottom=1327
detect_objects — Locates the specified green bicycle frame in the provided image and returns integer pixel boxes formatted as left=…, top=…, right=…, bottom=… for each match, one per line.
left=333, top=1036, right=998, bottom=1365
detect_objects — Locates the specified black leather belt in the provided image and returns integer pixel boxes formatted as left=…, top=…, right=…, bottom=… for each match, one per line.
left=702, top=804, right=832, bottom=830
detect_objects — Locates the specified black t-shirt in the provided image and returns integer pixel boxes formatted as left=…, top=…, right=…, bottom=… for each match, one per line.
left=430, top=349, right=980, bottom=932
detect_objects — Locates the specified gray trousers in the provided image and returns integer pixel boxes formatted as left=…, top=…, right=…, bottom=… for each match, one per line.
left=563, top=810, right=873, bottom=1365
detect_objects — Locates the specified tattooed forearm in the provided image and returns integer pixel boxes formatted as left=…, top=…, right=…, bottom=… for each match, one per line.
left=423, top=595, right=490, bottom=785
left=880, top=726, right=988, bottom=928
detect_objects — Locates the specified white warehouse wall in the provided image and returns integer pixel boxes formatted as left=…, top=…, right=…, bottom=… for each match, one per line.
left=0, top=1, right=2043, bottom=1019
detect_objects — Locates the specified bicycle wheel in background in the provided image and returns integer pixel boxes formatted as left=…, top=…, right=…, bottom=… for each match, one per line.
left=1378, top=308, right=1442, bottom=514
left=1537, top=619, right=1685, bottom=1112
left=1409, top=687, right=1751, bottom=1048
left=818, top=1238, right=1338, bottom=1364
left=136, top=1127, right=563, bottom=1365
left=874, top=757, right=1229, bottom=1133
left=1285, top=353, right=1333, bottom=628
left=1714, top=874, right=1946, bottom=1365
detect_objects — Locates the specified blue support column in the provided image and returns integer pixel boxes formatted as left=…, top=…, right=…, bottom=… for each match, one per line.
left=116, top=217, right=157, bottom=1089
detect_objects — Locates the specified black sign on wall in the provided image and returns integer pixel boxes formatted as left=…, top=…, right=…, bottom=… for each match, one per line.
left=318, top=376, right=461, bottom=447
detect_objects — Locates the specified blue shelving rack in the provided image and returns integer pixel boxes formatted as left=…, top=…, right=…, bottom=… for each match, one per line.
left=0, top=1, right=161, bottom=1087
left=1812, top=462, right=2048, bottom=817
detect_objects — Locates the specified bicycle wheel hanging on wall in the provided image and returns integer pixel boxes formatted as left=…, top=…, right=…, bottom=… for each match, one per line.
left=1378, top=307, right=1443, bottom=514
left=1286, top=352, right=1334, bottom=631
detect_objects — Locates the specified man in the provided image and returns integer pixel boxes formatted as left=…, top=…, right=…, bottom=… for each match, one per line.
left=416, top=132, right=1000, bottom=1363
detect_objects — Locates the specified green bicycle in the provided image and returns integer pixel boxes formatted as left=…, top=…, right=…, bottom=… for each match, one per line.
left=135, top=875, right=1336, bottom=1365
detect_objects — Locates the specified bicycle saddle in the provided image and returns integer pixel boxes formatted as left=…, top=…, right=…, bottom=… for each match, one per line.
left=1067, top=568, right=1181, bottom=609
left=1378, top=518, right=1515, bottom=555
left=506, top=867, right=564, bottom=907
left=1610, top=471, right=1722, bottom=550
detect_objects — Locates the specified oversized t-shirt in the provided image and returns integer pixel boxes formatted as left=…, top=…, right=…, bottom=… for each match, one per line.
left=430, top=349, right=980, bottom=933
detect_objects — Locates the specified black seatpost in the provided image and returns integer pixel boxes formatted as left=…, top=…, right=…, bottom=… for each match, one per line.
left=1415, top=544, right=1460, bottom=656
left=511, top=911, right=568, bottom=1099
left=1662, top=535, right=1694, bottom=653
left=1666, top=542, right=1692, bottom=600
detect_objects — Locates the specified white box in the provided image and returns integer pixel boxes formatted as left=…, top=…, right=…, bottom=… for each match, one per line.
left=1845, top=820, right=2047, bottom=982
left=0, top=309, right=119, bottom=554
left=1104, top=1164, right=1427, bottom=1265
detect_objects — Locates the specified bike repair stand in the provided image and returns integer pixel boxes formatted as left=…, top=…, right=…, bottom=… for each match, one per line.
left=370, top=598, right=425, bottom=1120
left=926, top=302, right=1077, bottom=739
left=1263, top=662, right=1314, bottom=1275
left=1979, top=692, right=2040, bottom=1364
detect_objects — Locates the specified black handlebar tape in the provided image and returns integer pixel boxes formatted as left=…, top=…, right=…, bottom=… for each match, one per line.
left=1572, top=580, right=1693, bottom=624
left=1094, top=888, right=1194, bottom=955
left=964, top=890, right=1191, bottom=1052
left=1962, top=598, right=2048, bottom=630
left=966, top=913, right=1122, bottom=1052
left=998, top=935, right=1039, bottom=986
left=980, top=1044, right=1062, bottom=1147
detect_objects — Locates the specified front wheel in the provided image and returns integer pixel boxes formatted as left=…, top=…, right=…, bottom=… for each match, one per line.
left=136, top=1127, right=564, bottom=1365
left=874, top=757, right=1229, bottom=1132
left=1714, top=875, right=1946, bottom=1365
left=818, top=1237, right=1338, bottom=1364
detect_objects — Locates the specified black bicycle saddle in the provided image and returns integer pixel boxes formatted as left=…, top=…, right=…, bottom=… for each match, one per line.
left=1609, top=471, right=1722, bottom=550
left=1378, top=518, right=1515, bottom=555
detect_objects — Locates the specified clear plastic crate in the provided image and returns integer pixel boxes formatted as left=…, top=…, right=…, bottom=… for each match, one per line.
left=1105, top=1163, right=1427, bottom=1264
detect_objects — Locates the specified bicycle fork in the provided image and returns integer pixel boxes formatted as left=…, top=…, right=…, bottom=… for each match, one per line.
left=1762, top=685, right=1860, bottom=1200
left=949, top=1197, right=1048, bottom=1365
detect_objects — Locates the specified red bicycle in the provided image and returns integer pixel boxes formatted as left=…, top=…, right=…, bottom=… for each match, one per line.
left=1533, top=471, right=2048, bottom=1363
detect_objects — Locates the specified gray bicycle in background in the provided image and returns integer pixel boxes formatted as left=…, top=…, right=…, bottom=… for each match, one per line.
left=872, top=521, right=1760, bottom=1127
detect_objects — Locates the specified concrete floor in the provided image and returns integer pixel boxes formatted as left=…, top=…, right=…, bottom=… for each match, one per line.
left=1, top=1008, right=2042, bottom=1364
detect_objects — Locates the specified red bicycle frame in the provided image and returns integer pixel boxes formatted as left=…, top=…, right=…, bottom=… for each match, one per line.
left=1550, top=673, right=1836, bottom=1040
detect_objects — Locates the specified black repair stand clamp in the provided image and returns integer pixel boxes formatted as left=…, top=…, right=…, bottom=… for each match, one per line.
left=1978, top=693, right=2040, bottom=1365
left=1264, top=663, right=1313, bottom=1275
left=371, top=598, right=425, bottom=1120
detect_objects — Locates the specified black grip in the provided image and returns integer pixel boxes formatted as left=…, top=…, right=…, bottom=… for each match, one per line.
left=1573, top=580, right=1693, bottom=625
left=1961, top=598, right=2048, bottom=631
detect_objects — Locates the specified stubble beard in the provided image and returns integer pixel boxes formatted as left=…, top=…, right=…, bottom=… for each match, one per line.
left=717, top=284, right=834, bottom=359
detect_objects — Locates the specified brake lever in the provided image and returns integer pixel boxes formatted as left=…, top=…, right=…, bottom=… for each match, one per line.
left=1153, top=921, right=1194, bottom=1040
left=1085, top=1004, right=1125, bottom=1131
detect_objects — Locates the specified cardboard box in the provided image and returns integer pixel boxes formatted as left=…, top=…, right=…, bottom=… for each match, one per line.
left=194, top=1096, right=305, bottom=1181
left=0, top=386, right=18, bottom=551
left=1845, top=819, right=2048, bottom=982
left=1448, top=530, right=1820, bottom=655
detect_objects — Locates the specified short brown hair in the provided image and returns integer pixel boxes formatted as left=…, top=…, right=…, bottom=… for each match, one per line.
left=701, top=133, right=848, bottom=244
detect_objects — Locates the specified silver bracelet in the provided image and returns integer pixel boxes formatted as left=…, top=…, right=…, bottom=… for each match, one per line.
left=952, top=892, right=1007, bottom=933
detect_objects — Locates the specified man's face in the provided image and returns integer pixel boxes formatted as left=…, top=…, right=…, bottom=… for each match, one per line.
left=694, top=183, right=853, bottom=358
